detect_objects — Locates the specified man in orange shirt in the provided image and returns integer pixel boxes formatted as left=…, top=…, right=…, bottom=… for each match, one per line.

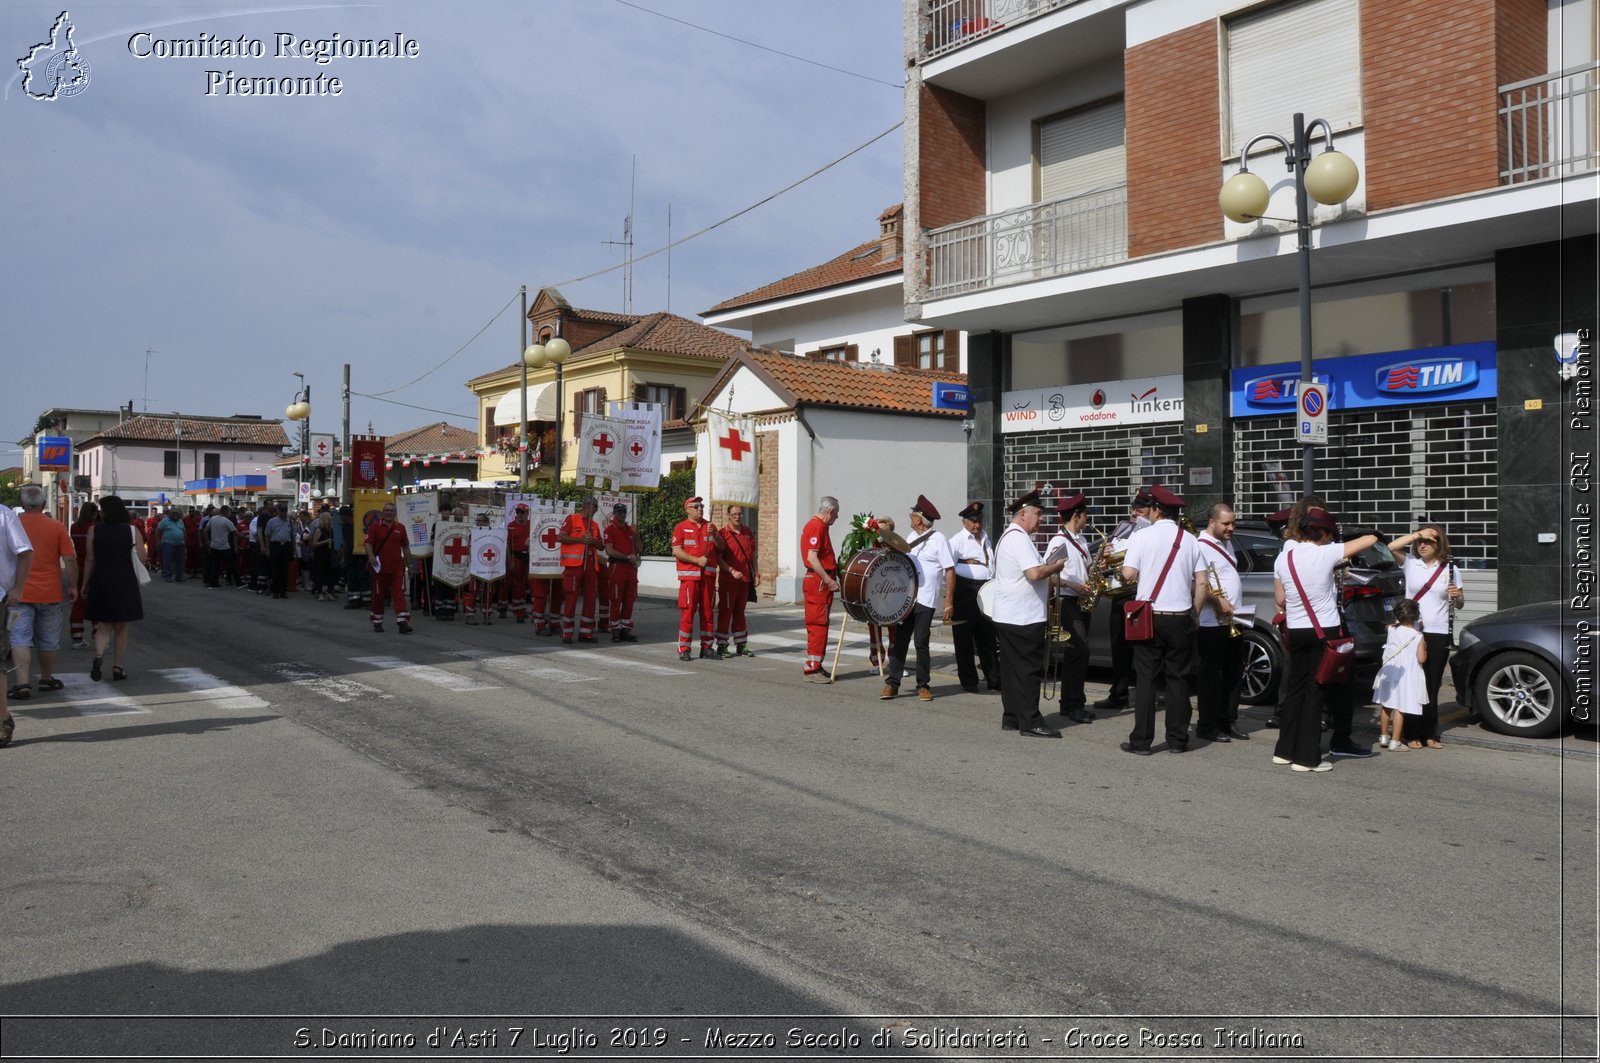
left=557, top=497, right=605, bottom=643
left=8, top=484, right=78, bottom=699
left=603, top=503, right=641, bottom=643
left=671, top=496, right=719, bottom=660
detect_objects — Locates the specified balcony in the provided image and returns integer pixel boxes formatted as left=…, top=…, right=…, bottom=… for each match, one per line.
left=925, top=185, right=1127, bottom=300
left=922, top=0, right=1072, bottom=61
left=1500, top=60, right=1600, bottom=184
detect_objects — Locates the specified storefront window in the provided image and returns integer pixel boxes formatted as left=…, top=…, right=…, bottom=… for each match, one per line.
left=1011, top=315, right=1182, bottom=389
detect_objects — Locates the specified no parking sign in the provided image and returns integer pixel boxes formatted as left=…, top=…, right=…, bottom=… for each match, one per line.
left=1298, top=381, right=1329, bottom=445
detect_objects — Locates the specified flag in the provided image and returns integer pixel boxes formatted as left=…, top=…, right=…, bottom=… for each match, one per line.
left=707, top=410, right=758, bottom=507
left=577, top=415, right=626, bottom=489
left=529, top=501, right=572, bottom=579
left=433, top=522, right=472, bottom=588
left=469, top=527, right=508, bottom=582
left=609, top=400, right=662, bottom=492
left=350, top=437, right=386, bottom=490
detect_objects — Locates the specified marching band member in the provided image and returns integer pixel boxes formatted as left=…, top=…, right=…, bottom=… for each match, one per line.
left=1118, top=485, right=1206, bottom=755
left=715, top=504, right=758, bottom=659
left=1195, top=502, right=1250, bottom=742
left=603, top=503, right=641, bottom=643
left=502, top=503, right=532, bottom=622
left=880, top=495, right=954, bottom=703
left=800, top=497, right=841, bottom=682
left=865, top=515, right=898, bottom=671
left=992, top=491, right=1066, bottom=738
left=1095, top=487, right=1152, bottom=710
left=948, top=502, right=999, bottom=693
left=1387, top=523, right=1463, bottom=749
left=1047, top=493, right=1094, bottom=724
left=671, top=496, right=719, bottom=660
left=1265, top=506, right=1292, bottom=540
left=557, top=497, right=605, bottom=644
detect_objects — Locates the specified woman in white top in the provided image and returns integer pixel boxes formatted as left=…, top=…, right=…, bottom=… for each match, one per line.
left=1386, top=524, right=1462, bottom=749
left=1272, top=507, right=1378, bottom=772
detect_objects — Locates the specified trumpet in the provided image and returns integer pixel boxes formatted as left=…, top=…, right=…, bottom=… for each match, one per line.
left=1206, top=562, right=1240, bottom=638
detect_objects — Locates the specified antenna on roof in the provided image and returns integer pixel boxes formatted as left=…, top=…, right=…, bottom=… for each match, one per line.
left=601, top=155, right=637, bottom=314
left=143, top=347, right=156, bottom=412
left=666, top=203, right=672, bottom=314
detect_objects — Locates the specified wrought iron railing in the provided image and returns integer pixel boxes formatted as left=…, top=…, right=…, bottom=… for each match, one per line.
left=925, top=185, right=1127, bottom=299
left=921, top=0, right=1072, bottom=60
left=1500, top=59, right=1599, bottom=183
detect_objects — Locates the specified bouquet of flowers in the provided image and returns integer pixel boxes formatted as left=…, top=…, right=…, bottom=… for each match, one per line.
left=837, top=512, right=881, bottom=566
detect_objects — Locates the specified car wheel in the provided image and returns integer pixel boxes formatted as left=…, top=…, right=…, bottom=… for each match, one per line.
left=1473, top=650, right=1565, bottom=738
left=1238, top=627, right=1282, bottom=705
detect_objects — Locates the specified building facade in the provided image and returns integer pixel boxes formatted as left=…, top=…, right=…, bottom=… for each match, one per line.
left=76, top=414, right=291, bottom=517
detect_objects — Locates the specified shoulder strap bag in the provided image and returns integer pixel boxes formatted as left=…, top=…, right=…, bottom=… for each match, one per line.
left=130, top=526, right=151, bottom=586
left=1286, top=549, right=1356, bottom=684
left=1123, top=527, right=1185, bottom=642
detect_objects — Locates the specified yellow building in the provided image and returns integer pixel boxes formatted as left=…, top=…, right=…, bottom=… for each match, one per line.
left=467, top=287, right=746, bottom=484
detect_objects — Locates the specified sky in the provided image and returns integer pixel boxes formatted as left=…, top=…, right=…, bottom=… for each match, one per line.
left=1, top=0, right=906, bottom=456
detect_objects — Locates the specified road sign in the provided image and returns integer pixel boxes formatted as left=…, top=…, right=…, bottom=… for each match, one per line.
left=299, top=481, right=312, bottom=503
left=1298, top=381, right=1329, bottom=445
left=308, top=433, right=336, bottom=467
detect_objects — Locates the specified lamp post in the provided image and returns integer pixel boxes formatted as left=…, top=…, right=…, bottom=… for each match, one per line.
left=517, top=285, right=529, bottom=487
left=1219, top=112, right=1359, bottom=494
left=286, top=373, right=312, bottom=506
left=525, top=328, right=571, bottom=490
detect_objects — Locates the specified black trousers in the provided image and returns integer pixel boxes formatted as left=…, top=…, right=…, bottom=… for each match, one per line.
left=1128, top=613, right=1195, bottom=749
left=1054, top=600, right=1089, bottom=712
left=206, top=546, right=240, bottom=587
left=995, top=621, right=1047, bottom=729
left=951, top=576, right=998, bottom=690
left=1195, top=624, right=1247, bottom=733
left=1274, top=625, right=1354, bottom=766
left=1419, top=632, right=1450, bottom=741
left=1106, top=597, right=1135, bottom=700
left=886, top=603, right=934, bottom=692
left=268, top=542, right=293, bottom=596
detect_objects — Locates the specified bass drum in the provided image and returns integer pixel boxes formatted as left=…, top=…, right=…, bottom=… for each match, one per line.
left=839, top=547, right=918, bottom=626
left=975, top=579, right=998, bottom=618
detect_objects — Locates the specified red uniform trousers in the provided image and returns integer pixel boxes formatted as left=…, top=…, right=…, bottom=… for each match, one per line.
left=496, top=556, right=529, bottom=620
left=608, top=564, right=638, bottom=631
left=802, top=571, right=834, bottom=674
left=716, top=578, right=750, bottom=649
left=561, top=566, right=601, bottom=638
left=369, top=567, right=410, bottom=624
left=677, top=575, right=714, bottom=653
left=531, top=577, right=562, bottom=631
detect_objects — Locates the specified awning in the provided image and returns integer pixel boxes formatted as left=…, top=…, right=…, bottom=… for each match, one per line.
left=492, top=383, right=558, bottom=425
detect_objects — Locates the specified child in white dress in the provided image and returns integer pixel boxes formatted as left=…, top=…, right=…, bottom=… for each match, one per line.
left=1373, top=598, right=1427, bottom=750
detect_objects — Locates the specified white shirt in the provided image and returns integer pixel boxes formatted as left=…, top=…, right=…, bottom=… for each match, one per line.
left=947, top=527, right=993, bottom=581
left=0, top=506, right=34, bottom=596
left=1123, top=519, right=1205, bottom=612
left=1048, top=528, right=1092, bottom=598
left=1403, top=555, right=1456, bottom=635
left=1195, top=531, right=1242, bottom=628
left=1106, top=514, right=1149, bottom=593
left=207, top=515, right=237, bottom=550
left=905, top=528, right=954, bottom=610
left=993, top=522, right=1047, bottom=625
left=1275, top=539, right=1345, bottom=630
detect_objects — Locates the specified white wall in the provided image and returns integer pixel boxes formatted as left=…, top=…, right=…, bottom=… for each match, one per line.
left=86, top=443, right=281, bottom=503
left=988, top=58, right=1126, bottom=214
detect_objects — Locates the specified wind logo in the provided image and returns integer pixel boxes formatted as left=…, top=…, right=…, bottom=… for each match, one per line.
left=1375, top=357, right=1476, bottom=394
left=17, top=11, right=91, bottom=101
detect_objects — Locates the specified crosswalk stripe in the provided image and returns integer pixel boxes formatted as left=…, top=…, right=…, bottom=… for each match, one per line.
left=267, top=662, right=395, bottom=703
left=541, top=648, right=691, bottom=676
left=53, top=672, right=144, bottom=716
left=474, top=657, right=599, bottom=684
left=152, top=667, right=270, bottom=710
left=348, top=655, right=500, bottom=692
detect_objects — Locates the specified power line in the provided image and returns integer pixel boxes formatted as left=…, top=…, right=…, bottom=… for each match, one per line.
left=350, top=391, right=476, bottom=424
left=366, top=289, right=521, bottom=397
left=611, top=0, right=902, bottom=89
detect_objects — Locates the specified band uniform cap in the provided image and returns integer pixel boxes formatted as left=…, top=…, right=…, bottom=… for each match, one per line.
left=1265, top=506, right=1293, bottom=531
left=1056, top=492, right=1087, bottom=517
left=1008, top=489, right=1043, bottom=514
left=1301, top=506, right=1338, bottom=533
left=1149, top=484, right=1185, bottom=509
left=958, top=501, right=983, bottom=520
left=1132, top=485, right=1155, bottom=506
left=912, top=494, right=940, bottom=521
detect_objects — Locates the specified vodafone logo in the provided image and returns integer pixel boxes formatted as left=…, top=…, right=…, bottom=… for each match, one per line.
left=1090, top=388, right=1106, bottom=410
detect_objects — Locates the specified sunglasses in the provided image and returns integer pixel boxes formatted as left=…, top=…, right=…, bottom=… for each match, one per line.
left=1417, top=537, right=1438, bottom=546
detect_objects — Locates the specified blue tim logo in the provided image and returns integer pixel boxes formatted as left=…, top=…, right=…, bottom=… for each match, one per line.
left=1374, top=357, right=1476, bottom=394
left=17, top=11, right=91, bottom=100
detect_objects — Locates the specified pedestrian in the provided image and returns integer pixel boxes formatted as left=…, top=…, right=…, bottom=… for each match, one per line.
left=205, top=505, right=240, bottom=588
left=156, top=507, right=187, bottom=582
left=1045, top=493, right=1093, bottom=723
left=992, top=490, right=1066, bottom=737
left=503, top=503, right=532, bottom=622
left=1387, top=524, right=1462, bottom=749
left=864, top=515, right=897, bottom=672
left=183, top=507, right=203, bottom=579
left=1094, top=488, right=1153, bottom=710
left=559, top=498, right=606, bottom=644
left=800, top=496, right=840, bottom=681
left=339, top=505, right=369, bottom=609
left=365, top=500, right=413, bottom=633
left=1194, top=502, right=1251, bottom=742
left=603, top=503, right=641, bottom=643
left=715, top=503, right=757, bottom=658
left=263, top=503, right=295, bottom=599
left=671, top=496, right=718, bottom=659
left=879, top=495, right=954, bottom=703
left=948, top=502, right=1000, bottom=693
left=82, top=495, right=146, bottom=683
left=0, top=501, right=36, bottom=747
left=463, top=510, right=496, bottom=626
left=68, top=501, right=99, bottom=646
left=1373, top=598, right=1427, bottom=750
left=7, top=485, right=78, bottom=701
left=309, top=510, right=335, bottom=600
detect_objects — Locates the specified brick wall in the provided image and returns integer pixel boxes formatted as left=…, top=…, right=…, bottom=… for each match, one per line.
left=1232, top=401, right=1498, bottom=564
left=1003, top=423, right=1185, bottom=545
left=1125, top=21, right=1221, bottom=258
left=918, top=84, right=986, bottom=230
left=757, top=430, right=778, bottom=598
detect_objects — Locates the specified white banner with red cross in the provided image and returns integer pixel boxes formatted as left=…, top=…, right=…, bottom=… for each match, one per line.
left=577, top=415, right=626, bottom=490
left=433, top=521, right=473, bottom=588
left=707, top=410, right=758, bottom=508
left=468, top=527, right=508, bottom=582
left=529, top=501, right=572, bottom=579
left=608, top=400, right=662, bottom=492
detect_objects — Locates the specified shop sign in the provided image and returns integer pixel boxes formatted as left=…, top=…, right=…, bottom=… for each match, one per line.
left=1000, top=374, right=1184, bottom=434
left=1230, top=341, right=1496, bottom=417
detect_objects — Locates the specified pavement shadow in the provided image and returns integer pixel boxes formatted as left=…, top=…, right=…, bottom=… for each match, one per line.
left=6, top=715, right=279, bottom=745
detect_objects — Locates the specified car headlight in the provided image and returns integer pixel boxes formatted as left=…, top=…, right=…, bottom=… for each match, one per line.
left=1457, top=630, right=1479, bottom=650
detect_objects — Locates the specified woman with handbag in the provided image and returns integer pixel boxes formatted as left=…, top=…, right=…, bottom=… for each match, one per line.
left=1387, top=524, right=1462, bottom=748
left=82, top=495, right=146, bottom=683
left=1271, top=506, right=1377, bottom=772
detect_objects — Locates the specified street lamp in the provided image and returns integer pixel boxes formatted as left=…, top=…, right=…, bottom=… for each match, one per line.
left=525, top=331, right=571, bottom=486
left=286, top=372, right=312, bottom=504
left=1219, top=112, right=1359, bottom=494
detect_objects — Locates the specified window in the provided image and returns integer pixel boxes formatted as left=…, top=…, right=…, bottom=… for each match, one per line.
left=1226, top=0, right=1361, bottom=156
left=1037, top=97, right=1126, bottom=203
left=893, top=331, right=959, bottom=370
left=163, top=450, right=178, bottom=477
left=634, top=382, right=688, bottom=421
left=806, top=343, right=858, bottom=363
left=203, top=452, right=221, bottom=479
left=573, top=387, right=607, bottom=434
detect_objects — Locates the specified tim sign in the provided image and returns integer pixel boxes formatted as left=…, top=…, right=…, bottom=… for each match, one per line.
left=37, top=435, right=71, bottom=471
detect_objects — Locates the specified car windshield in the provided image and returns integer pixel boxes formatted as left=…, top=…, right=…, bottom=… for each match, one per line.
left=1344, top=531, right=1398, bottom=570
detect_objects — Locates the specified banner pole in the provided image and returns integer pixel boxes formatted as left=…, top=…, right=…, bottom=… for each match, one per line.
left=828, top=611, right=848, bottom=684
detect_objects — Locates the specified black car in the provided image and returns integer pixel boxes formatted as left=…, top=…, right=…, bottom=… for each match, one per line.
left=1450, top=600, right=1595, bottom=737
left=1083, top=522, right=1402, bottom=704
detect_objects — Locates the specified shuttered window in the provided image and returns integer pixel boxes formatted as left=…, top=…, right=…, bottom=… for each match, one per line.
left=1038, top=98, right=1126, bottom=203
left=1225, top=0, right=1361, bottom=156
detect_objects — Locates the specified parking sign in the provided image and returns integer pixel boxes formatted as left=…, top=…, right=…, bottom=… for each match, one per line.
left=1298, top=381, right=1329, bottom=445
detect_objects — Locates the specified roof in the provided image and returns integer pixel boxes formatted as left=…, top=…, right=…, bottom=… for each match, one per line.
left=386, top=421, right=478, bottom=455
left=467, top=311, right=745, bottom=387
left=704, top=205, right=903, bottom=315
left=710, top=349, right=965, bottom=418
left=79, top=415, right=291, bottom=448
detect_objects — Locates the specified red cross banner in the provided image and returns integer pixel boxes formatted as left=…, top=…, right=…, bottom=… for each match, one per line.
left=707, top=410, right=759, bottom=508
left=578, top=415, right=626, bottom=490
left=433, top=522, right=472, bottom=588
left=529, top=501, right=572, bottom=580
left=608, top=400, right=662, bottom=492
left=469, top=527, right=508, bottom=582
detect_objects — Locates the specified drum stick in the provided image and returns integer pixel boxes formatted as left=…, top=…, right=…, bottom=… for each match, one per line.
left=828, top=612, right=848, bottom=683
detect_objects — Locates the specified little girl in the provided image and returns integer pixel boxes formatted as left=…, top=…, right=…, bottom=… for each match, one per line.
left=1373, top=598, right=1428, bottom=750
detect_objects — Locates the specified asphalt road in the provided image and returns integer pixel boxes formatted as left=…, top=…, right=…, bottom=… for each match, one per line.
left=2, top=578, right=1594, bottom=1061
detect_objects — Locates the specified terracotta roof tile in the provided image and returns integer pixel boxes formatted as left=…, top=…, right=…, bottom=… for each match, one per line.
left=743, top=350, right=964, bottom=417
left=468, top=312, right=743, bottom=387
left=80, top=415, right=291, bottom=448
left=386, top=421, right=478, bottom=455
left=705, top=206, right=904, bottom=314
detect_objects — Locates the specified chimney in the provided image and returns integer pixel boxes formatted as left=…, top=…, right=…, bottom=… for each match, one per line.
left=878, top=204, right=903, bottom=261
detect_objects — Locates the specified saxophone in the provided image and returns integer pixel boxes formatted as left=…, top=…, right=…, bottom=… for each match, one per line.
left=1079, top=529, right=1110, bottom=614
